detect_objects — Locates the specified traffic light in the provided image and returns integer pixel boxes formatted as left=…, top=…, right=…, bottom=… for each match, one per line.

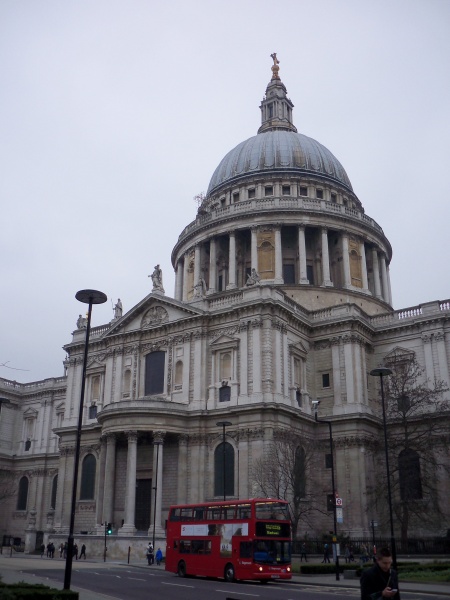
left=107, top=523, right=112, bottom=535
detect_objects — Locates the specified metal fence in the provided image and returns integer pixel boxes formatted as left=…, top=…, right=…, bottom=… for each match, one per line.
left=292, top=537, right=450, bottom=556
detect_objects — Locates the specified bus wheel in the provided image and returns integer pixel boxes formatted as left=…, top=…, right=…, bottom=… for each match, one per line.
left=224, top=563, right=235, bottom=582
left=177, top=561, right=187, bottom=577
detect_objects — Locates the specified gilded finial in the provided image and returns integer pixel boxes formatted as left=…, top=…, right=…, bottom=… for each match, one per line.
left=270, top=52, right=280, bottom=80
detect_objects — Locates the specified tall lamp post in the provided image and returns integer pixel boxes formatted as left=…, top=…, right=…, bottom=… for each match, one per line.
left=370, top=367, right=397, bottom=570
left=216, top=421, right=232, bottom=501
left=63, top=289, right=107, bottom=590
left=312, top=401, right=340, bottom=581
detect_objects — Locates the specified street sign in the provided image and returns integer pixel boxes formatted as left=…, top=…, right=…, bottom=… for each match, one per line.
left=370, top=520, right=378, bottom=527
left=336, top=497, right=343, bottom=506
left=336, top=507, right=343, bottom=523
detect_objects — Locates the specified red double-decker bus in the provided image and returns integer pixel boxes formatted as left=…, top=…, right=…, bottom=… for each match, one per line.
left=165, top=498, right=292, bottom=583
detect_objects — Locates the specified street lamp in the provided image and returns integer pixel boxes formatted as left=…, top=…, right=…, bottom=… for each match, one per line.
left=312, top=400, right=340, bottom=581
left=216, top=421, right=232, bottom=501
left=63, top=289, right=107, bottom=590
left=370, top=367, right=397, bottom=570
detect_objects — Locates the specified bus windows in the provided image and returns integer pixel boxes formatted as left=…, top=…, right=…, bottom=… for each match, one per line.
left=236, top=504, right=251, bottom=519
left=255, top=501, right=289, bottom=520
left=240, top=541, right=252, bottom=558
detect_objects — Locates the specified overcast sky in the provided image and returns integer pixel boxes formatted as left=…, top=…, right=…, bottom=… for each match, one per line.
left=1, top=0, right=449, bottom=383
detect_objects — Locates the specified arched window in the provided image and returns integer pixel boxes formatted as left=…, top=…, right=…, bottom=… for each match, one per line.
left=91, top=376, right=100, bottom=401
left=174, top=361, right=183, bottom=387
left=214, top=442, right=234, bottom=497
left=145, top=351, right=165, bottom=395
left=294, top=446, right=306, bottom=499
left=80, top=454, right=96, bottom=500
left=17, top=476, right=29, bottom=511
left=123, top=369, right=131, bottom=397
left=399, top=448, right=422, bottom=500
left=51, top=475, right=58, bottom=509
left=220, top=353, right=231, bottom=380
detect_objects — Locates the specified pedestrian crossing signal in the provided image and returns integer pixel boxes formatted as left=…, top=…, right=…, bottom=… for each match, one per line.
left=107, top=523, right=112, bottom=535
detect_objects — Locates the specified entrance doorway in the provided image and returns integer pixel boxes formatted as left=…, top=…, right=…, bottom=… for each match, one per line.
left=135, top=479, right=151, bottom=531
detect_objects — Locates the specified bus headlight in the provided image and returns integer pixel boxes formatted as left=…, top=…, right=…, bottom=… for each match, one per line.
left=287, top=566, right=291, bottom=572
left=258, top=566, right=263, bottom=572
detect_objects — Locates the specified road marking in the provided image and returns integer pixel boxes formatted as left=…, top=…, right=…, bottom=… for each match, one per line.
left=215, top=590, right=259, bottom=597
left=127, top=577, right=146, bottom=581
left=162, top=581, right=195, bottom=588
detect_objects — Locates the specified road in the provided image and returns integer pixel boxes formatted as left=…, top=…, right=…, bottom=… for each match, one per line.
left=15, top=564, right=446, bottom=600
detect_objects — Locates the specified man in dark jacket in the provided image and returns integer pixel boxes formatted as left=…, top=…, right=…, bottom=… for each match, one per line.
left=360, top=547, right=399, bottom=600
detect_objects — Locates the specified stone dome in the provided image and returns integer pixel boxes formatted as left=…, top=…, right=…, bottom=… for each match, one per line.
left=207, top=130, right=353, bottom=196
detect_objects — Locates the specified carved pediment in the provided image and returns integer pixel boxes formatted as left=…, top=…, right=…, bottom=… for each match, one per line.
left=209, top=334, right=239, bottom=351
left=142, top=306, right=169, bottom=328
left=383, top=346, right=415, bottom=365
left=23, top=407, right=38, bottom=418
left=289, top=340, right=309, bottom=356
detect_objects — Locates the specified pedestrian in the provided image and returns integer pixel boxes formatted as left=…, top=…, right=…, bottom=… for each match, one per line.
left=49, top=542, right=55, bottom=558
left=46, top=542, right=51, bottom=558
left=321, top=543, right=331, bottom=563
left=360, top=547, right=399, bottom=600
left=40, top=543, right=45, bottom=558
left=146, top=542, right=154, bottom=565
left=79, top=543, right=86, bottom=560
left=300, top=542, right=308, bottom=562
left=59, top=543, right=64, bottom=558
left=155, top=547, right=163, bottom=566
left=360, top=544, right=369, bottom=564
left=345, top=544, right=351, bottom=563
left=73, top=543, right=78, bottom=560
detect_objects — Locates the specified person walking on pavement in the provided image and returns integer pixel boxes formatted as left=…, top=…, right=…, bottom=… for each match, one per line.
left=40, top=543, right=45, bottom=558
left=79, top=543, right=86, bottom=560
left=146, top=542, right=154, bottom=565
left=155, top=547, right=163, bottom=565
left=322, top=543, right=331, bottom=563
left=360, top=547, right=399, bottom=600
left=300, top=542, right=308, bottom=562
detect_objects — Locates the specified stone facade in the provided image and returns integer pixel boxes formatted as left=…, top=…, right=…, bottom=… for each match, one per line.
left=0, top=61, right=449, bottom=556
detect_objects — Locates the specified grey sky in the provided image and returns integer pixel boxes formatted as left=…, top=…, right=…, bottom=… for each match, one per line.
left=1, top=0, right=449, bottom=383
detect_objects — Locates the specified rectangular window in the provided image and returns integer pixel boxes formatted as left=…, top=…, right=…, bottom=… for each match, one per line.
left=322, top=373, right=330, bottom=388
left=219, top=386, right=231, bottom=402
left=88, top=405, right=97, bottom=419
left=306, top=265, right=314, bottom=284
left=264, top=186, right=273, bottom=196
left=145, top=351, right=165, bottom=395
left=248, top=188, right=255, bottom=199
left=233, top=192, right=239, bottom=203
left=283, top=264, right=295, bottom=284
left=299, top=186, right=308, bottom=196
left=282, top=185, right=290, bottom=196
left=331, top=193, right=337, bottom=202
left=325, top=453, right=332, bottom=469
left=316, top=189, right=323, bottom=199
left=327, top=494, right=334, bottom=512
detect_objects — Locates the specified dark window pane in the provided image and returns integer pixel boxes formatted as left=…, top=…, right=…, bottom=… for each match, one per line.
left=306, top=265, right=314, bottom=284
left=89, top=405, right=97, bottom=419
left=145, top=351, right=165, bottom=395
left=51, top=475, right=58, bottom=509
left=80, top=454, right=96, bottom=500
left=17, top=476, right=29, bottom=511
left=283, top=264, right=295, bottom=284
left=214, top=442, right=234, bottom=497
left=219, top=386, right=231, bottom=402
left=322, top=373, right=330, bottom=388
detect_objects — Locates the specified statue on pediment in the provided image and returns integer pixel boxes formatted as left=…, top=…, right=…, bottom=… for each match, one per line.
left=76, top=314, right=87, bottom=329
left=149, top=264, right=165, bottom=294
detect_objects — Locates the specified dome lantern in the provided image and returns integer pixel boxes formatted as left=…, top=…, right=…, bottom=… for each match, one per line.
left=258, top=53, right=297, bottom=134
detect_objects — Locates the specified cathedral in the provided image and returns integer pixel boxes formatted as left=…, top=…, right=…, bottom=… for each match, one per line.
left=1, top=57, right=449, bottom=557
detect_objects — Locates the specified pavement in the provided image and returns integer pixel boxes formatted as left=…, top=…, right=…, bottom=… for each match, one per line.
left=0, top=553, right=449, bottom=599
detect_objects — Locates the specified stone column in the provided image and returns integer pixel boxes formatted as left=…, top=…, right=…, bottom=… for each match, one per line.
left=175, top=261, right=183, bottom=301
left=177, top=434, right=189, bottom=504
left=54, top=448, right=69, bottom=532
left=194, top=244, right=201, bottom=287
left=298, top=225, right=309, bottom=284
left=380, top=254, right=389, bottom=303
left=227, top=231, right=237, bottom=289
left=342, top=233, right=351, bottom=288
left=119, top=431, right=138, bottom=536
left=321, top=228, right=333, bottom=286
left=422, top=334, right=434, bottom=382
left=435, top=332, right=450, bottom=398
left=387, top=265, right=393, bottom=306
left=360, top=241, right=369, bottom=292
left=208, top=237, right=217, bottom=294
left=331, top=338, right=342, bottom=408
left=149, top=431, right=166, bottom=538
left=252, top=320, right=262, bottom=396
left=372, top=248, right=382, bottom=299
left=251, top=227, right=258, bottom=271
left=274, top=226, right=283, bottom=283
left=182, top=252, right=190, bottom=301
left=239, top=322, right=248, bottom=397
left=95, top=436, right=107, bottom=527
left=102, top=433, right=116, bottom=526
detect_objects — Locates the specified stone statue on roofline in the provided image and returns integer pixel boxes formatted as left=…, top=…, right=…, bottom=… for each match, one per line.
left=113, top=298, right=123, bottom=319
left=149, top=264, right=165, bottom=294
left=76, top=314, right=87, bottom=329
left=246, top=268, right=261, bottom=286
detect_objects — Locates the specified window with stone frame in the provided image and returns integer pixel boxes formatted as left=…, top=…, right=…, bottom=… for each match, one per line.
left=91, top=375, right=100, bottom=402
left=282, top=185, right=291, bottom=196
left=264, top=186, right=273, bottom=197
left=80, top=454, right=96, bottom=500
left=17, top=476, right=29, bottom=511
left=88, top=404, right=97, bottom=420
left=290, top=346, right=307, bottom=407
left=123, top=369, right=131, bottom=398
left=174, top=360, right=183, bottom=390
left=316, top=189, right=324, bottom=199
left=144, top=350, right=166, bottom=395
left=247, top=188, right=255, bottom=199
left=299, top=186, right=308, bottom=196
left=51, top=475, right=58, bottom=509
